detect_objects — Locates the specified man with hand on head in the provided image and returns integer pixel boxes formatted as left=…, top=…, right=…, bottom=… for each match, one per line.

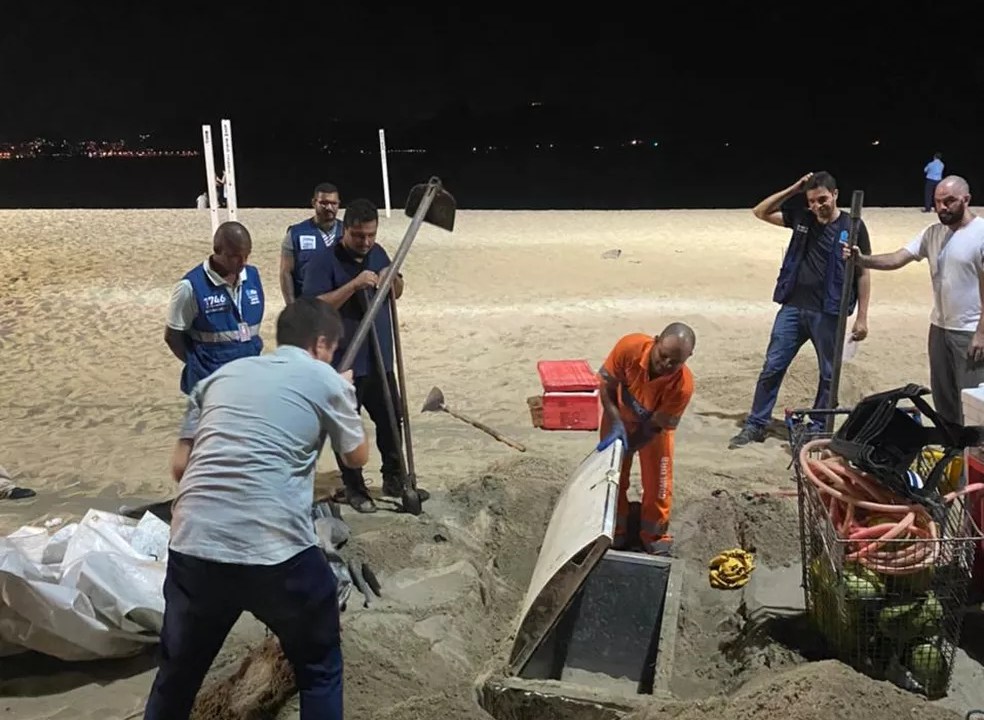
left=845, top=175, right=984, bottom=425
left=144, top=297, right=367, bottom=720
left=164, top=221, right=264, bottom=395
left=281, top=182, right=344, bottom=305
left=596, top=323, right=696, bottom=555
left=730, top=171, right=871, bottom=448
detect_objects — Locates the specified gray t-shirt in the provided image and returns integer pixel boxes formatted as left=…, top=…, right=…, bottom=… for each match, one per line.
left=169, top=344, right=364, bottom=565
left=905, top=216, right=984, bottom=332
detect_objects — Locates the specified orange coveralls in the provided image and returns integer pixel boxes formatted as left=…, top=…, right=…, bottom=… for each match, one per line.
left=599, top=333, right=694, bottom=554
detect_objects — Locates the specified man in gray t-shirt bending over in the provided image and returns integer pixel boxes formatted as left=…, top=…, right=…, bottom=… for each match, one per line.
left=847, top=175, right=984, bottom=424
left=143, top=297, right=367, bottom=720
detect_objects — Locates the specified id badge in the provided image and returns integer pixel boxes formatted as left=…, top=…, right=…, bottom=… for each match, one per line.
left=237, top=322, right=251, bottom=342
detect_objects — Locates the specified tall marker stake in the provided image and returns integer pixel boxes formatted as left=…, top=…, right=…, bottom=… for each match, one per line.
left=202, top=125, right=220, bottom=235
left=826, top=189, right=865, bottom=433
left=221, top=119, right=238, bottom=221
left=379, top=128, right=391, bottom=218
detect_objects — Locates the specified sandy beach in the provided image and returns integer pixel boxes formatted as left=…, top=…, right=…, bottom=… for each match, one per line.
left=1, top=206, right=981, bottom=719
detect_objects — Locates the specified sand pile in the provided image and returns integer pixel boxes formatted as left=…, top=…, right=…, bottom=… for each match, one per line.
left=190, top=454, right=572, bottom=720
left=667, top=490, right=808, bottom=699
left=195, top=450, right=972, bottom=720
left=626, top=661, right=962, bottom=720
left=322, top=453, right=572, bottom=719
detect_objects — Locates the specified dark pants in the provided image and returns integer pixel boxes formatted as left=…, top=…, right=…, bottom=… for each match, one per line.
left=143, top=546, right=342, bottom=720
left=925, top=179, right=939, bottom=211
left=746, top=304, right=838, bottom=430
left=335, top=370, right=403, bottom=490
left=928, top=324, right=984, bottom=425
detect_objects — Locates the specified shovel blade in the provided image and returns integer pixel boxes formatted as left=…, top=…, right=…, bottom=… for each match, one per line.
left=406, top=177, right=457, bottom=232
left=421, top=385, right=445, bottom=413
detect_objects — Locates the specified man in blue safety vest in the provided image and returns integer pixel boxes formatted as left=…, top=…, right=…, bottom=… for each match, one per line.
left=280, top=182, right=344, bottom=304
left=164, top=221, right=265, bottom=394
left=729, top=171, right=872, bottom=448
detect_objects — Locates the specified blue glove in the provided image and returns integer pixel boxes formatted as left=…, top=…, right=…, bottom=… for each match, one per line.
left=596, top=419, right=628, bottom=452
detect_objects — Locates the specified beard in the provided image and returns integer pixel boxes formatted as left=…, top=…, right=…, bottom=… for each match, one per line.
left=938, top=203, right=965, bottom=226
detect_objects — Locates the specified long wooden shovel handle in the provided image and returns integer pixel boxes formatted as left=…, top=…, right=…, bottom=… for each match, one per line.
left=442, top=408, right=526, bottom=452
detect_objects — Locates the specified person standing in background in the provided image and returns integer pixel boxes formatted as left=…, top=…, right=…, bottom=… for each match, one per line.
left=924, top=152, right=944, bottom=212
left=164, top=222, right=264, bottom=395
left=280, top=183, right=345, bottom=305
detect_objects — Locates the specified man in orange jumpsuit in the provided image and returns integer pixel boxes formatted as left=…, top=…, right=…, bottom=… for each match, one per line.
left=597, top=323, right=696, bottom=555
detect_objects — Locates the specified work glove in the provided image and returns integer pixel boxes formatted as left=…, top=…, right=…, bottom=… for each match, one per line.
left=596, top=418, right=628, bottom=452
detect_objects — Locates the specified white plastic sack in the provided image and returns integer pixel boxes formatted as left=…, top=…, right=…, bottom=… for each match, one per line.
left=0, top=509, right=169, bottom=661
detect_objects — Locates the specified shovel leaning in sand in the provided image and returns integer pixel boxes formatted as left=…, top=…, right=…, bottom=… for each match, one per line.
left=119, top=177, right=457, bottom=522
left=421, top=387, right=526, bottom=452
left=335, top=177, right=456, bottom=516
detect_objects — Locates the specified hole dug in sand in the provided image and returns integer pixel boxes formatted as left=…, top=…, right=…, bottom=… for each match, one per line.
left=190, top=454, right=974, bottom=720
left=190, top=455, right=572, bottom=720
left=478, top=474, right=973, bottom=720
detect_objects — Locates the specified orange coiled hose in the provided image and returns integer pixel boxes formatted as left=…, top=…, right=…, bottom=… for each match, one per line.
left=798, top=438, right=984, bottom=575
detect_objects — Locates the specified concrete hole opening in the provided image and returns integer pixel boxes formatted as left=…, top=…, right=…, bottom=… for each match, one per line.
left=477, top=445, right=684, bottom=719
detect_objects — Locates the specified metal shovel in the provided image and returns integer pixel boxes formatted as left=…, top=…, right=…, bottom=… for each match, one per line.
left=389, top=292, right=422, bottom=515
left=421, top=386, right=527, bottom=452
left=119, top=179, right=456, bottom=524
left=358, top=289, right=422, bottom=516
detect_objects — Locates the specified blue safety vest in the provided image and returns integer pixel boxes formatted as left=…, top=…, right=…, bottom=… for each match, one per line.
left=772, top=212, right=857, bottom=316
left=181, top=263, right=264, bottom=394
left=288, top=218, right=343, bottom=299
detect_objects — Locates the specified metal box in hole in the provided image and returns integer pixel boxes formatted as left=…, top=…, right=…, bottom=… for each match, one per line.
left=519, top=551, right=678, bottom=695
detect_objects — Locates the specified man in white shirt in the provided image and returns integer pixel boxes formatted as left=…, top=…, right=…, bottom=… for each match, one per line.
left=143, top=297, right=368, bottom=720
left=847, top=175, right=984, bottom=424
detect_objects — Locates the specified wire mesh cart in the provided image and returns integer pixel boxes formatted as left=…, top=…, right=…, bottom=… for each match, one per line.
left=786, top=406, right=981, bottom=699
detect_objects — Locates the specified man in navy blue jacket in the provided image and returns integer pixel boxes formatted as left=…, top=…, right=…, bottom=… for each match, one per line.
left=280, top=182, right=345, bottom=304
left=730, top=171, right=872, bottom=448
left=301, top=198, right=427, bottom=513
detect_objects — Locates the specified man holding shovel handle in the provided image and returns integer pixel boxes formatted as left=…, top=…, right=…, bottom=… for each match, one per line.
left=301, top=198, right=429, bottom=514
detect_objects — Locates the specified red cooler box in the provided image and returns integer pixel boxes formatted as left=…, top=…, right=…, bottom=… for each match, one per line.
left=529, top=360, right=601, bottom=431
left=965, top=450, right=984, bottom=593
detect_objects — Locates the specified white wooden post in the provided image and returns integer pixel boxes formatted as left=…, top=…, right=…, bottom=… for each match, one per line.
left=202, top=125, right=220, bottom=235
left=221, top=119, right=238, bottom=221
left=378, top=128, right=391, bottom=218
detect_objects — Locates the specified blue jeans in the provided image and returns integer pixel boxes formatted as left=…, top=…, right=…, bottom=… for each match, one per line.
left=143, top=546, right=342, bottom=720
left=746, top=305, right=838, bottom=430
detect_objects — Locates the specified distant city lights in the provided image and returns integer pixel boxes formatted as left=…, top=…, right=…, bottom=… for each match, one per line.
left=1, top=133, right=887, bottom=162
left=0, top=137, right=198, bottom=161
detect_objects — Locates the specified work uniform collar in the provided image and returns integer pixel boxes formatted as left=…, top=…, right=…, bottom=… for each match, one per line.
left=273, top=345, right=313, bottom=361
left=639, top=339, right=656, bottom=380
left=204, top=258, right=247, bottom=288
left=334, top=241, right=372, bottom=265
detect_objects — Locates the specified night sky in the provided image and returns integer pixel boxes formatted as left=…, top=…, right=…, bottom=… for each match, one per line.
left=3, top=3, right=977, bottom=143
left=2, top=2, right=981, bottom=209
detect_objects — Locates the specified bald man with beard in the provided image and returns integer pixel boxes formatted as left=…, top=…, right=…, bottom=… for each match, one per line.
left=846, top=175, right=984, bottom=424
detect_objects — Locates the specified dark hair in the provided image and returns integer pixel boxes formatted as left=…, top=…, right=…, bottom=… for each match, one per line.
left=343, top=198, right=379, bottom=228
left=934, top=152, right=943, bottom=160
left=313, top=182, right=339, bottom=197
left=276, top=297, right=344, bottom=350
left=805, top=171, right=837, bottom=192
